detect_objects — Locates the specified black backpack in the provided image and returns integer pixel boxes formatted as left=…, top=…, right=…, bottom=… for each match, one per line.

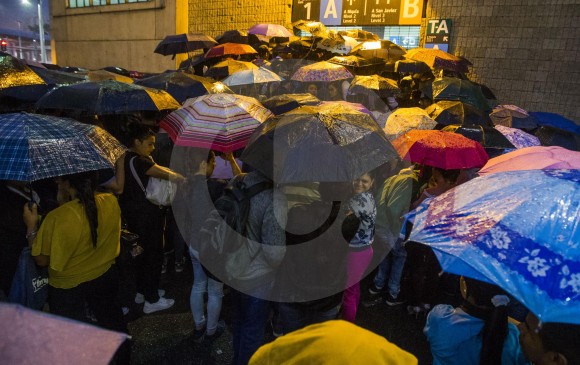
left=198, top=174, right=273, bottom=283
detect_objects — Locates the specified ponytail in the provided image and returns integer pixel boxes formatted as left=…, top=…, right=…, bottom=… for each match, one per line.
left=66, top=171, right=99, bottom=247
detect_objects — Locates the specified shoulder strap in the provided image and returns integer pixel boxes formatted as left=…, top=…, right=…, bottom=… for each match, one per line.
left=129, top=156, right=146, bottom=193
left=243, top=181, right=273, bottom=200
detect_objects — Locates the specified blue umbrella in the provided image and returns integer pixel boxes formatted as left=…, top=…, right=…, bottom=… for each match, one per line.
left=408, top=169, right=580, bottom=324
left=529, top=112, right=580, bottom=136
left=0, top=112, right=126, bottom=181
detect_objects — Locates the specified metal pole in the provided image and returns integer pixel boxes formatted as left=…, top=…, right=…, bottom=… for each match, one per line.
left=17, top=21, right=23, bottom=59
left=37, top=0, right=47, bottom=63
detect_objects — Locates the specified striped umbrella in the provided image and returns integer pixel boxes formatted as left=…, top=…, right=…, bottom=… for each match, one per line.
left=291, top=61, right=353, bottom=82
left=160, top=93, right=272, bottom=152
left=0, top=112, right=126, bottom=181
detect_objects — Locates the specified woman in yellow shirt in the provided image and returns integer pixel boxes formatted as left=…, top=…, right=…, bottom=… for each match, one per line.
left=24, top=171, right=129, bottom=361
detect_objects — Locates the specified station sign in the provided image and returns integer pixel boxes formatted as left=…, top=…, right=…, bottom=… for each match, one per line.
left=292, top=0, right=424, bottom=26
left=424, top=18, right=451, bottom=52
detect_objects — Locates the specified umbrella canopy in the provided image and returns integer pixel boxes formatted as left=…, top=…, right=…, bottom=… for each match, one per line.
left=248, top=24, right=293, bottom=38
left=535, top=126, right=580, bottom=151
left=349, top=40, right=407, bottom=62
left=494, top=125, right=541, bottom=149
left=0, top=51, right=49, bottom=101
left=328, top=55, right=382, bottom=68
left=404, top=48, right=471, bottom=73
left=222, top=67, right=283, bottom=86
left=441, top=124, right=515, bottom=158
left=339, top=29, right=380, bottom=41
left=318, top=100, right=373, bottom=116
left=478, top=146, right=580, bottom=175
left=425, top=100, right=492, bottom=127
left=0, top=112, right=126, bottom=181
left=392, top=129, right=489, bottom=169
left=348, top=75, right=400, bottom=97
left=408, top=169, right=580, bottom=324
left=31, top=67, right=86, bottom=88
left=135, top=71, right=232, bottom=104
left=154, top=33, right=218, bottom=55
left=204, top=59, right=259, bottom=79
left=0, top=303, right=129, bottom=365
left=241, top=103, right=398, bottom=183
left=384, top=107, right=437, bottom=142
left=529, top=112, right=580, bottom=136
left=205, top=43, right=258, bottom=59
left=35, top=80, right=180, bottom=115
left=394, top=59, right=430, bottom=74
left=292, top=20, right=329, bottom=37
left=432, top=77, right=490, bottom=112
left=489, top=104, right=539, bottom=130
left=160, top=93, right=271, bottom=152
left=317, top=35, right=359, bottom=55
left=86, top=70, right=134, bottom=84
left=291, top=61, right=353, bottom=82
left=262, top=93, right=320, bottom=115
left=216, top=30, right=249, bottom=44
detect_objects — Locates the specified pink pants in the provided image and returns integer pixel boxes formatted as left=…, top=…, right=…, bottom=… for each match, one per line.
left=342, top=246, right=373, bottom=322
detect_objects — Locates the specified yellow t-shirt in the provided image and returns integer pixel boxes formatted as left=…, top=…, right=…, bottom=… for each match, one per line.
left=32, top=193, right=121, bottom=289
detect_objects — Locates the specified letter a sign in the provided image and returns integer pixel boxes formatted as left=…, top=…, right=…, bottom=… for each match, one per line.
left=320, top=0, right=342, bottom=25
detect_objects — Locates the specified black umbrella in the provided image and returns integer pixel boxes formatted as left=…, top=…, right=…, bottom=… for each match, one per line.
left=154, top=33, right=217, bottom=56
left=35, top=80, right=180, bottom=115
left=0, top=51, right=49, bottom=102
left=216, top=30, right=249, bottom=44
left=241, top=103, right=398, bottom=183
left=31, top=67, right=86, bottom=88
left=534, top=126, right=580, bottom=151
left=442, top=124, right=515, bottom=158
left=262, top=93, right=320, bottom=115
left=135, top=71, right=232, bottom=103
left=425, top=100, right=492, bottom=127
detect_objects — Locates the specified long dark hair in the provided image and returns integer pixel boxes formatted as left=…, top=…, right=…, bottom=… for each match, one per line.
left=65, top=171, right=99, bottom=247
left=462, top=278, right=509, bottom=365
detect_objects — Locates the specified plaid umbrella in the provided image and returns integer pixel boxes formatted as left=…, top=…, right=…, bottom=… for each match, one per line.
left=248, top=24, right=293, bottom=38
left=35, top=80, right=180, bottom=114
left=154, top=33, right=218, bottom=55
left=384, top=107, right=437, bottom=142
left=222, top=67, right=283, bottom=86
left=160, top=93, right=272, bottom=152
left=205, top=43, right=258, bottom=59
left=405, top=48, right=471, bottom=73
left=135, top=71, right=232, bottom=103
left=392, top=129, right=489, bottom=169
left=291, top=61, right=353, bottom=82
left=0, top=112, right=126, bottom=181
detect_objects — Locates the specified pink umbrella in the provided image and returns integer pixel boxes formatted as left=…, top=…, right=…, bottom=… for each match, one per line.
left=478, top=146, right=580, bottom=175
left=0, top=303, right=128, bottom=365
left=248, top=24, right=293, bottom=38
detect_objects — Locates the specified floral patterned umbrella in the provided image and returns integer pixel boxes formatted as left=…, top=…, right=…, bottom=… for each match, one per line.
left=408, top=169, right=580, bottom=324
left=291, top=61, right=353, bottom=82
left=494, top=125, right=541, bottom=149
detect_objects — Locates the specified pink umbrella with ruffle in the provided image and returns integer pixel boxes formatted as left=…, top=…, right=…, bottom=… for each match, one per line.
left=478, top=146, right=580, bottom=175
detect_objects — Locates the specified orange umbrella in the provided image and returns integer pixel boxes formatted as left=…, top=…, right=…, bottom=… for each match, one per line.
left=205, top=43, right=258, bottom=59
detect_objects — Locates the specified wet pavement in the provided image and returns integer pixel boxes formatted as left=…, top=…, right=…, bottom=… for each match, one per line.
left=125, top=257, right=433, bottom=365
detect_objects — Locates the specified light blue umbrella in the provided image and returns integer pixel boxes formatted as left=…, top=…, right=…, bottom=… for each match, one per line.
left=408, top=169, right=580, bottom=324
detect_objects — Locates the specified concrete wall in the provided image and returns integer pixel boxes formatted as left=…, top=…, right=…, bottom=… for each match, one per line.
left=187, top=0, right=292, bottom=38
left=51, top=0, right=184, bottom=73
left=425, top=0, right=580, bottom=122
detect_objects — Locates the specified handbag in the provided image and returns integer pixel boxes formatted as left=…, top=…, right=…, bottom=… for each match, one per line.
left=8, top=246, right=49, bottom=310
left=129, top=156, right=176, bottom=206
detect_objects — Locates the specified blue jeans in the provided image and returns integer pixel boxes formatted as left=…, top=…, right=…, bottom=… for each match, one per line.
left=231, top=284, right=272, bottom=365
left=373, top=227, right=407, bottom=298
left=278, top=302, right=340, bottom=334
left=189, top=248, right=223, bottom=332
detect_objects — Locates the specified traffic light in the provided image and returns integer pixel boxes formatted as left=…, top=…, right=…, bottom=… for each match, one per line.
left=0, top=40, right=7, bottom=52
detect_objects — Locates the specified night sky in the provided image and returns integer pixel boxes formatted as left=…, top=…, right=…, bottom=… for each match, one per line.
left=0, top=0, right=51, bottom=31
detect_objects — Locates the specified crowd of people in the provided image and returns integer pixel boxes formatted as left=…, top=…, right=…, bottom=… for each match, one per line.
left=1, top=28, right=579, bottom=365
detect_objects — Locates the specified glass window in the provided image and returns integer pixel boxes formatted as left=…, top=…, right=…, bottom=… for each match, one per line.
left=67, top=0, right=146, bottom=8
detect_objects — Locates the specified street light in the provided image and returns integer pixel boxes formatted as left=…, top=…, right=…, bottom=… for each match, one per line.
left=22, top=0, right=47, bottom=63
left=17, top=21, right=23, bottom=59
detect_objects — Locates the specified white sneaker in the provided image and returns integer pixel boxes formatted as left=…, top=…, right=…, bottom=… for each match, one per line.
left=143, top=297, right=175, bottom=314
left=135, top=289, right=166, bottom=304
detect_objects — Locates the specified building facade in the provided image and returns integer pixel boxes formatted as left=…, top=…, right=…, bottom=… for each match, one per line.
left=50, top=0, right=579, bottom=121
